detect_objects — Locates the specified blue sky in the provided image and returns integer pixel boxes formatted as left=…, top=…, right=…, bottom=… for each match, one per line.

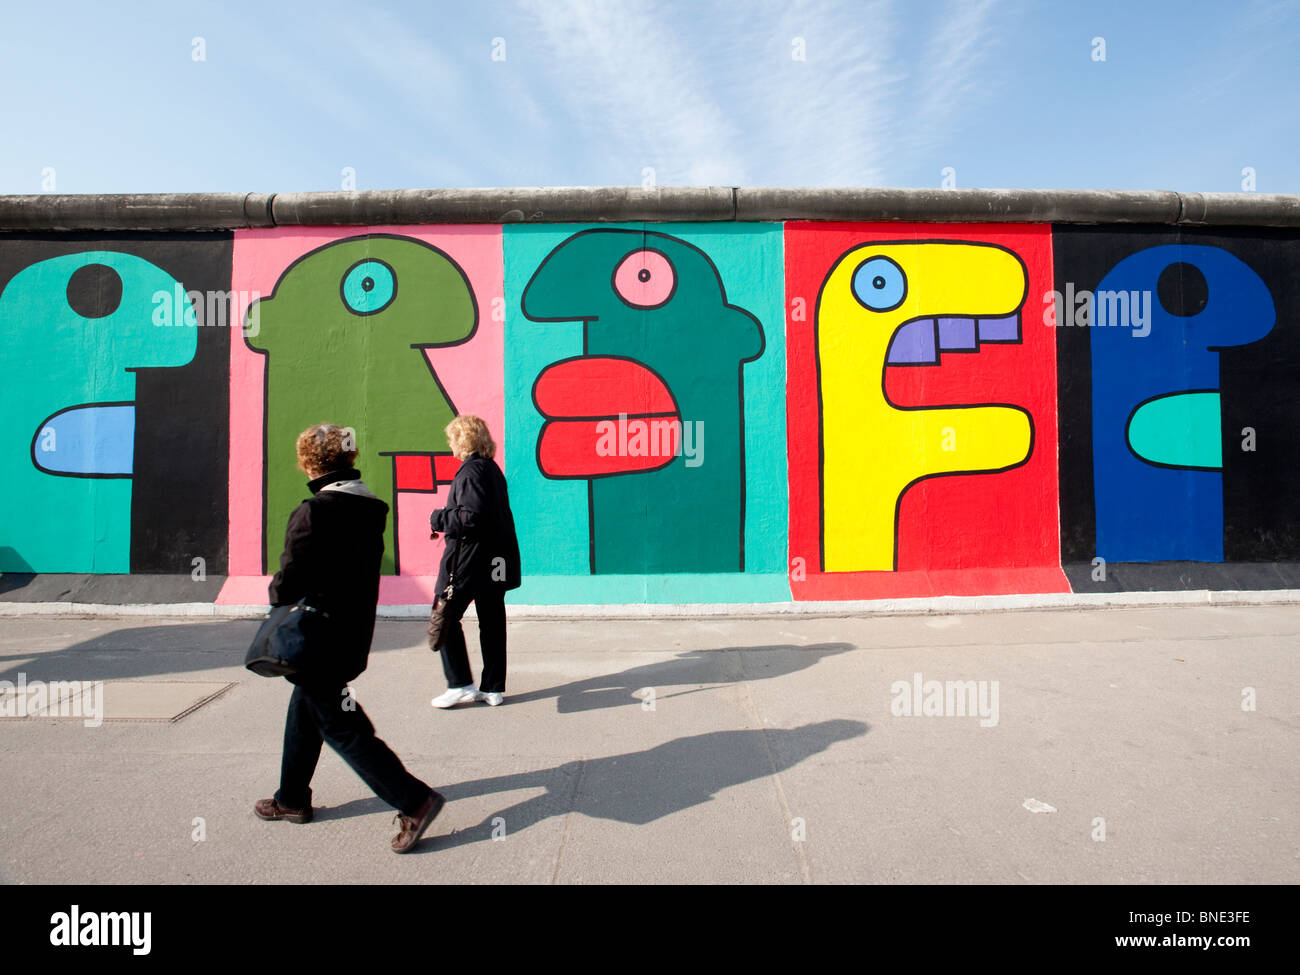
left=1, top=0, right=1296, bottom=194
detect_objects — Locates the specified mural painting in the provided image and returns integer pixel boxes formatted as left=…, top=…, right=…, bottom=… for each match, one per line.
left=504, top=223, right=789, bottom=604
left=1055, top=227, right=1300, bottom=591
left=2, top=218, right=1296, bottom=605
left=785, top=223, right=1067, bottom=600
left=0, top=234, right=231, bottom=575
left=218, top=226, right=503, bottom=606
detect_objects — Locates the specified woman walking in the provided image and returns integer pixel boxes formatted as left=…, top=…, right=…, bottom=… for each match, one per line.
left=254, top=423, right=444, bottom=853
left=429, top=415, right=521, bottom=708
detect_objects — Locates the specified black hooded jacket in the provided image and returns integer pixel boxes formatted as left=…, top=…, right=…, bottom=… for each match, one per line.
left=268, top=467, right=388, bottom=684
left=430, top=452, right=521, bottom=599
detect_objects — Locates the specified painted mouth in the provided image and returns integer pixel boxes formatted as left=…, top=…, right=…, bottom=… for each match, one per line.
left=1126, top=390, right=1223, bottom=470
left=886, top=313, right=1022, bottom=365
left=533, top=356, right=681, bottom=477
left=31, top=404, right=134, bottom=477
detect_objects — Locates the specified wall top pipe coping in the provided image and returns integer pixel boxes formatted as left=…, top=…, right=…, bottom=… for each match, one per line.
left=0, top=187, right=1297, bottom=231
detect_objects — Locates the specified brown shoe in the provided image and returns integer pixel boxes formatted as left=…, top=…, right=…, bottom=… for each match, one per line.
left=391, top=790, right=445, bottom=853
left=254, top=797, right=312, bottom=824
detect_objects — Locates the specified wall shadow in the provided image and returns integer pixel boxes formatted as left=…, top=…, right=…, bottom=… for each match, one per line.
left=0, top=621, right=262, bottom=684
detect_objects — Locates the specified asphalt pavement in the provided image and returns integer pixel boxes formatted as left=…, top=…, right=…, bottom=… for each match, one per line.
left=1, top=603, right=1296, bottom=884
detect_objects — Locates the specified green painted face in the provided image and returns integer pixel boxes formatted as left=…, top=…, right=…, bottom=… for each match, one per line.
left=247, top=235, right=477, bottom=575
left=522, top=229, right=765, bottom=573
left=522, top=229, right=762, bottom=365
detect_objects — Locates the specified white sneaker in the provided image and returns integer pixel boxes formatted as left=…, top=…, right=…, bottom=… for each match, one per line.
left=479, top=691, right=505, bottom=707
left=431, top=685, right=479, bottom=709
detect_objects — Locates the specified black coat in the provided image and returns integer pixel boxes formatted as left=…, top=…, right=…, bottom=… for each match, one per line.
left=430, top=453, right=521, bottom=598
left=268, top=467, right=388, bottom=684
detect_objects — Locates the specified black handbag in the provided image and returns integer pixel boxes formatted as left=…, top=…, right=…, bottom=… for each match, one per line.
left=245, top=598, right=331, bottom=678
left=426, top=563, right=458, bottom=652
left=427, top=535, right=465, bottom=652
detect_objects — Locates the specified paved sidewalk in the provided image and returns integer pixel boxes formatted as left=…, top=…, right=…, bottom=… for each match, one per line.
left=1, top=604, right=1297, bottom=884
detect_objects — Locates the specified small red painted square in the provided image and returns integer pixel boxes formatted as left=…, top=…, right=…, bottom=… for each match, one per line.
left=433, top=454, right=461, bottom=484
left=393, top=455, right=434, bottom=491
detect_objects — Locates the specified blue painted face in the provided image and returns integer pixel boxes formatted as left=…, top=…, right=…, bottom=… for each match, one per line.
left=1090, top=243, right=1276, bottom=563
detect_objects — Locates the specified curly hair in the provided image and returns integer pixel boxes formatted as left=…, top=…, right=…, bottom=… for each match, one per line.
left=445, top=414, right=496, bottom=460
left=296, top=423, right=358, bottom=476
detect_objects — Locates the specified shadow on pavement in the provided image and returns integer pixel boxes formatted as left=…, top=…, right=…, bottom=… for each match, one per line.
left=272, top=645, right=857, bottom=827
left=0, top=625, right=852, bottom=704
left=510, top=643, right=856, bottom=713
left=0, top=619, right=434, bottom=683
left=404, top=719, right=869, bottom=852
left=0, top=622, right=264, bottom=684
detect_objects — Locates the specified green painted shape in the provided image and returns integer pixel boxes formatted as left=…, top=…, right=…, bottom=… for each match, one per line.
left=246, top=236, right=476, bottom=575
left=1128, top=391, right=1223, bottom=469
left=521, top=229, right=764, bottom=573
left=0, top=252, right=197, bottom=572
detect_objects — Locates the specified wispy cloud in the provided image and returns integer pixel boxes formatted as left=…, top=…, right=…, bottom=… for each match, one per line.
left=236, top=1, right=539, bottom=187
left=515, top=0, right=751, bottom=185
left=903, top=0, right=1008, bottom=161
left=238, top=0, right=1014, bottom=189
left=511, top=0, right=1010, bottom=187
left=745, top=0, right=905, bottom=186
left=309, top=7, right=488, bottom=186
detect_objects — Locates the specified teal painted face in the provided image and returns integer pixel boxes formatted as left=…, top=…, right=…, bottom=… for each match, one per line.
left=0, top=252, right=198, bottom=571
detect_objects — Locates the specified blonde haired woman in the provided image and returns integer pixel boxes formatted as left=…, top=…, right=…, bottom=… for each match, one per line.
left=429, top=415, right=521, bottom=708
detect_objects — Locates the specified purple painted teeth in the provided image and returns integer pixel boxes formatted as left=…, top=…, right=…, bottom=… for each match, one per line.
left=977, top=313, right=1020, bottom=342
left=886, top=313, right=1023, bottom=364
left=938, top=317, right=977, bottom=351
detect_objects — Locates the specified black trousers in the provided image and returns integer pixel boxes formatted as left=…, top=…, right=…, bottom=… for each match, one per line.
left=275, top=680, right=431, bottom=817
left=432, top=587, right=507, bottom=693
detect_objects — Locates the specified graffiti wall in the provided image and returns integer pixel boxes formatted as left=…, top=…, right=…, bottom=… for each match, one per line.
left=504, top=223, right=789, bottom=604
left=0, top=234, right=231, bottom=575
left=785, top=223, right=1066, bottom=600
left=1, top=221, right=1296, bottom=604
left=1055, top=227, right=1300, bottom=592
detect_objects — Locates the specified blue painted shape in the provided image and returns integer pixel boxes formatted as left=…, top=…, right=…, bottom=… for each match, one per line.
left=852, top=255, right=906, bottom=311
left=33, top=405, right=135, bottom=475
left=977, top=314, right=1019, bottom=342
left=1091, top=246, right=1274, bottom=562
left=886, top=319, right=937, bottom=364
left=937, top=317, right=977, bottom=351
left=341, top=259, right=396, bottom=315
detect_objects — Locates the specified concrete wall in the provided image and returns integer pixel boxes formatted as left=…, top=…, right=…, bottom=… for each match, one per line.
left=1, top=189, right=1298, bottom=605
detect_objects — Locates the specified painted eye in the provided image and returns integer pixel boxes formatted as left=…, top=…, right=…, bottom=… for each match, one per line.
left=613, top=249, right=676, bottom=308
left=66, top=263, right=123, bottom=319
left=341, top=259, right=396, bottom=315
left=852, top=256, right=906, bottom=312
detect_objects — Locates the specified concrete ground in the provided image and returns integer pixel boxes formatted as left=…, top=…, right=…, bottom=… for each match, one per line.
left=0, top=603, right=1296, bottom=884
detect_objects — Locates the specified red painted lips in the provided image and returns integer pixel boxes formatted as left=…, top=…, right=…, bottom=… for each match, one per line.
left=534, top=356, right=681, bottom=477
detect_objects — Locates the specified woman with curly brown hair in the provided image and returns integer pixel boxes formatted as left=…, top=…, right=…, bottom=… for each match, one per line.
left=429, top=415, right=521, bottom=708
left=254, top=423, right=444, bottom=853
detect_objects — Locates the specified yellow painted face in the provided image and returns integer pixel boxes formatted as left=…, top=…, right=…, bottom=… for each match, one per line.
left=815, top=241, right=1034, bottom=572
left=816, top=241, right=1028, bottom=375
